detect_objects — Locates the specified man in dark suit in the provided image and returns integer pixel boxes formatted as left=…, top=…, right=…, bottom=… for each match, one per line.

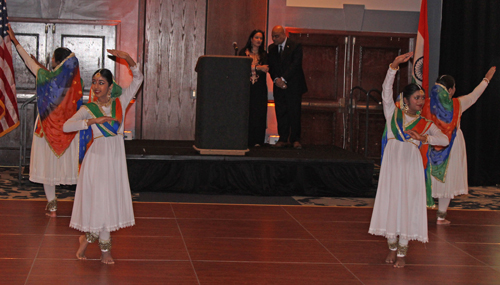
left=268, top=25, right=308, bottom=149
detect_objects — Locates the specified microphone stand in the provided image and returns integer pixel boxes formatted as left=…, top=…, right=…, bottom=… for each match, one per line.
left=233, top=42, right=238, bottom=56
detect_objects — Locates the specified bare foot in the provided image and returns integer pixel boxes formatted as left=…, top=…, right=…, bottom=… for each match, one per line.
left=101, top=251, right=115, bottom=264
left=394, top=256, right=406, bottom=268
left=76, top=235, right=89, bottom=260
left=385, top=250, right=397, bottom=264
left=45, top=211, right=57, bottom=218
left=437, top=219, right=451, bottom=225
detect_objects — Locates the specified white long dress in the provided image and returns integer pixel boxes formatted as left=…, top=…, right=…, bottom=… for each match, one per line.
left=368, top=68, right=449, bottom=243
left=430, top=82, right=488, bottom=198
left=16, top=44, right=79, bottom=185
left=64, top=66, right=143, bottom=233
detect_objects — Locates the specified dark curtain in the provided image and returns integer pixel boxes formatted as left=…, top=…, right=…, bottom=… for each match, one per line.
left=440, top=0, right=500, bottom=185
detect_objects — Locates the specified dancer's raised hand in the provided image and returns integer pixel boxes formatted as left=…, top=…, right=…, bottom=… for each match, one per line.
left=391, top=52, right=413, bottom=70
left=107, top=49, right=136, bottom=67
left=485, top=66, right=496, bottom=82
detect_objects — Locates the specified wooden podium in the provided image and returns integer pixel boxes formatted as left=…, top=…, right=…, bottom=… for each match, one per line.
left=194, top=56, right=252, bottom=155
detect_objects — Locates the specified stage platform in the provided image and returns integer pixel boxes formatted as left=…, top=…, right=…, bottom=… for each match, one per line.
left=125, top=140, right=375, bottom=197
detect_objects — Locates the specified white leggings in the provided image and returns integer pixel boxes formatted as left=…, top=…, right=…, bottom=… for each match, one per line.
left=43, top=184, right=56, bottom=202
left=99, top=230, right=110, bottom=241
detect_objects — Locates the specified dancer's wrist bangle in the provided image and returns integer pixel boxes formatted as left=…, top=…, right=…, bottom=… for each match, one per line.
left=483, top=77, right=490, bottom=84
left=389, top=63, right=399, bottom=71
left=423, top=134, right=429, bottom=144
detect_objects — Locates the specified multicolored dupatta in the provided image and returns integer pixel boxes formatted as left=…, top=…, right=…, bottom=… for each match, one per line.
left=34, top=54, right=83, bottom=157
left=421, top=84, right=461, bottom=183
left=84, top=99, right=123, bottom=136
left=381, top=95, right=434, bottom=206
left=78, top=98, right=123, bottom=167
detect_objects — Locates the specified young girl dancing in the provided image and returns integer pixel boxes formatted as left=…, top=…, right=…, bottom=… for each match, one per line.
left=422, top=67, right=495, bottom=224
left=63, top=49, right=143, bottom=264
left=369, top=52, right=449, bottom=268
left=8, top=25, right=83, bottom=217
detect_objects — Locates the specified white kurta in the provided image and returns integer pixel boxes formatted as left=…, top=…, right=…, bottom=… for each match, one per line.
left=430, top=81, right=488, bottom=198
left=64, top=66, right=143, bottom=233
left=368, top=68, right=449, bottom=243
left=15, top=44, right=80, bottom=185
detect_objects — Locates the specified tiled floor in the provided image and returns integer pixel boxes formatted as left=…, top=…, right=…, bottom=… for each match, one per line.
left=1, top=199, right=499, bottom=284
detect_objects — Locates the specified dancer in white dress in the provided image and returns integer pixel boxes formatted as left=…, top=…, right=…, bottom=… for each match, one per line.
left=63, top=49, right=143, bottom=264
left=422, top=67, right=495, bottom=224
left=8, top=25, right=82, bottom=217
left=368, top=52, right=449, bottom=268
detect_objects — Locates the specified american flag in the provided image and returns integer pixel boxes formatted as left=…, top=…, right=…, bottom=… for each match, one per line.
left=0, top=0, right=18, bottom=137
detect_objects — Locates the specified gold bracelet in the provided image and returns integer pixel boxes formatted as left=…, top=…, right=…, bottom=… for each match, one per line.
left=483, top=77, right=490, bottom=84
left=423, top=134, right=429, bottom=144
left=389, top=63, right=400, bottom=71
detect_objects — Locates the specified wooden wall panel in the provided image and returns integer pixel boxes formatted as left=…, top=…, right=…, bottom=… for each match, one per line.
left=289, top=32, right=347, bottom=147
left=206, top=0, right=268, bottom=55
left=142, top=0, right=206, bottom=140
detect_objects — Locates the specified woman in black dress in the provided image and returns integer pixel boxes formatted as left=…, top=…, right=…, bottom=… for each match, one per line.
left=239, top=30, right=269, bottom=147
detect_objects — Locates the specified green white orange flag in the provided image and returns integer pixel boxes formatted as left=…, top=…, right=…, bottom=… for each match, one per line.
left=412, top=0, right=429, bottom=95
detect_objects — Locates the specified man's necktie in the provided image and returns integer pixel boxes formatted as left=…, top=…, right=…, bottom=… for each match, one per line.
left=278, top=45, right=282, bottom=54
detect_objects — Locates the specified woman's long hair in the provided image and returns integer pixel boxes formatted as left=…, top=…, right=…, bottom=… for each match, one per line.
left=240, top=29, right=267, bottom=64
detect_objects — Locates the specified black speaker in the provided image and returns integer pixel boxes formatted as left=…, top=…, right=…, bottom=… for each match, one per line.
left=194, top=56, right=252, bottom=154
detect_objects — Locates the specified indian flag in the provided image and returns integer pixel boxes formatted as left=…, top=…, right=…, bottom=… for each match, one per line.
left=413, top=0, right=429, bottom=94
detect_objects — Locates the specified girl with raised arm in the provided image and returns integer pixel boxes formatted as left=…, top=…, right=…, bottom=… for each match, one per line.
left=63, top=49, right=143, bottom=264
left=8, top=25, right=83, bottom=217
left=422, top=67, right=496, bottom=224
left=368, top=52, right=449, bottom=268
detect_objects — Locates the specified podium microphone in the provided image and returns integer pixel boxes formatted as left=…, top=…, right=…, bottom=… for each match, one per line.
left=233, top=42, right=238, bottom=56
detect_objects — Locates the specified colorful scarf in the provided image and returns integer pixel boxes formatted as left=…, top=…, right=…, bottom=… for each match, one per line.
left=34, top=54, right=83, bottom=157
left=421, top=84, right=461, bottom=183
left=78, top=98, right=123, bottom=167
left=381, top=95, right=434, bottom=206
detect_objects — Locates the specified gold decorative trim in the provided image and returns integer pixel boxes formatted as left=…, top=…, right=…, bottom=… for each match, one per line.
left=397, top=244, right=409, bottom=257
left=99, top=238, right=112, bottom=252
left=388, top=240, right=398, bottom=251
left=45, top=199, right=57, bottom=211
left=436, top=210, right=447, bottom=219
left=85, top=232, right=99, bottom=243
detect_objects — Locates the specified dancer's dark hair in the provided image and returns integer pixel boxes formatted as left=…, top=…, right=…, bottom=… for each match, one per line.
left=436, top=74, right=456, bottom=90
left=402, top=83, right=424, bottom=100
left=53, top=47, right=72, bottom=64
